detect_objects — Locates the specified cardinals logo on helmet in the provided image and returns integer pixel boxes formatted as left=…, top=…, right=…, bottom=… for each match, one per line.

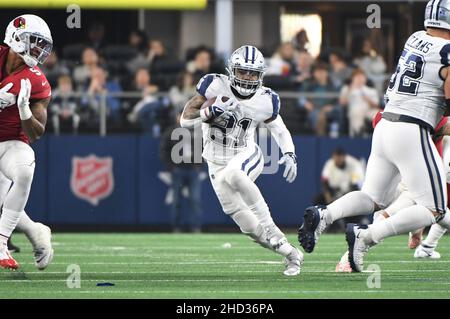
left=13, top=17, right=26, bottom=29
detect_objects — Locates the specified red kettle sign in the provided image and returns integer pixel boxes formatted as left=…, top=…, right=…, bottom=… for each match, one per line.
left=71, top=155, right=114, bottom=206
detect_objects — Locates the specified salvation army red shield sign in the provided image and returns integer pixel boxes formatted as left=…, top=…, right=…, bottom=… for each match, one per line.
left=71, top=155, right=114, bottom=206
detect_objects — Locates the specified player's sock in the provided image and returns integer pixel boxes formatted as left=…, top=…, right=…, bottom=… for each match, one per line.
left=422, top=223, right=447, bottom=248
left=364, top=205, right=435, bottom=244
left=264, top=223, right=293, bottom=257
left=326, top=191, right=375, bottom=224
left=0, top=208, right=21, bottom=246
left=230, top=210, right=260, bottom=235
left=248, top=199, right=274, bottom=227
left=15, top=211, right=37, bottom=236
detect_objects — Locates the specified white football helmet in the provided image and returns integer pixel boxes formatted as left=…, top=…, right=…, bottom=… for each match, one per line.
left=4, top=14, right=53, bottom=67
left=424, top=0, right=450, bottom=31
left=226, top=45, right=266, bottom=97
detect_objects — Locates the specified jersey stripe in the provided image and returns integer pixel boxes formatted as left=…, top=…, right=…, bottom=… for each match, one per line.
left=197, top=74, right=214, bottom=97
left=420, top=127, right=445, bottom=214
left=247, top=152, right=262, bottom=176
left=241, top=146, right=259, bottom=172
left=270, top=92, right=280, bottom=121
left=424, top=128, right=445, bottom=214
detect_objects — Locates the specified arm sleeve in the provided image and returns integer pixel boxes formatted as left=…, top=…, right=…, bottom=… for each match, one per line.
left=264, top=115, right=295, bottom=155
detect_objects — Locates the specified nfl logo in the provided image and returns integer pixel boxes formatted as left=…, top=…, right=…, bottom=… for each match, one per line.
left=71, top=155, right=114, bottom=206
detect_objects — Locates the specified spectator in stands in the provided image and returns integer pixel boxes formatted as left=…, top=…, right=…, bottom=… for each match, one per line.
left=126, top=30, right=151, bottom=74
left=40, top=51, right=70, bottom=88
left=339, top=69, right=379, bottom=137
left=293, top=50, right=313, bottom=88
left=169, top=72, right=196, bottom=114
left=314, top=147, right=365, bottom=230
left=87, top=23, right=106, bottom=51
left=147, top=39, right=168, bottom=68
left=159, top=113, right=204, bottom=233
left=81, top=66, right=123, bottom=124
left=292, top=29, right=311, bottom=53
left=73, top=47, right=100, bottom=90
left=127, top=68, right=166, bottom=134
left=50, top=75, right=80, bottom=134
left=266, top=42, right=297, bottom=76
left=129, top=30, right=148, bottom=55
left=186, top=47, right=212, bottom=83
left=353, top=38, right=387, bottom=92
left=300, top=62, right=340, bottom=136
left=328, top=50, right=353, bottom=89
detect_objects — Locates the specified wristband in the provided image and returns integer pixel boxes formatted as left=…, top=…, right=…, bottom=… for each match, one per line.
left=18, top=101, right=32, bottom=121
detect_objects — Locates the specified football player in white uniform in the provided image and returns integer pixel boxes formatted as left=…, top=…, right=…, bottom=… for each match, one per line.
left=412, top=134, right=450, bottom=259
left=181, top=45, right=303, bottom=276
left=298, top=0, right=450, bottom=272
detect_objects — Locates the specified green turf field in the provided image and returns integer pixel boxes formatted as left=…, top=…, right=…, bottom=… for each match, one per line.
left=1, top=232, right=450, bottom=298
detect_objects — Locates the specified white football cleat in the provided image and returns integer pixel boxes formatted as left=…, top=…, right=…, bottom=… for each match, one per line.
left=414, top=245, right=441, bottom=259
left=346, top=224, right=371, bottom=273
left=27, top=223, right=54, bottom=270
left=283, top=246, right=303, bottom=276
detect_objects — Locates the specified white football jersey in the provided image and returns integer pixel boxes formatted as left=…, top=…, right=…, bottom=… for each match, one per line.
left=196, top=73, right=280, bottom=164
left=386, top=30, right=450, bottom=128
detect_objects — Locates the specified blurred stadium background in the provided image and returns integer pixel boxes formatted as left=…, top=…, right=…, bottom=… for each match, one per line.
left=0, top=0, right=432, bottom=232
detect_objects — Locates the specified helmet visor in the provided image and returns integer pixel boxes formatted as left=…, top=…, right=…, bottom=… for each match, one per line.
left=18, top=32, right=53, bottom=64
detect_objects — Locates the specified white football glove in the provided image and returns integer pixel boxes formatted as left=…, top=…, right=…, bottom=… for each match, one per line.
left=17, top=78, right=32, bottom=120
left=0, top=83, right=16, bottom=110
left=278, top=152, right=297, bottom=183
left=200, top=95, right=237, bottom=123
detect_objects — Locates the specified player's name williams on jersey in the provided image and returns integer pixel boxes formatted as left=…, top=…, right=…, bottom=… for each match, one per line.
left=406, top=32, right=434, bottom=53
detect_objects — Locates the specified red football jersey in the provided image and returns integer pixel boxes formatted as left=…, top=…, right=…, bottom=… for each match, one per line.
left=0, top=45, right=51, bottom=144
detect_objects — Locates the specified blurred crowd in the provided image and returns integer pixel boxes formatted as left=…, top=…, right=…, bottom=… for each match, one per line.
left=43, top=25, right=389, bottom=138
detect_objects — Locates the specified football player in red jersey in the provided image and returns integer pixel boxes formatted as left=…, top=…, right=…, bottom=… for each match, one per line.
left=0, top=15, right=53, bottom=270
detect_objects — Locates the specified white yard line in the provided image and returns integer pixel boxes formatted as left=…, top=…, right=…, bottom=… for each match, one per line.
left=7, top=269, right=450, bottom=275
left=14, top=260, right=450, bottom=265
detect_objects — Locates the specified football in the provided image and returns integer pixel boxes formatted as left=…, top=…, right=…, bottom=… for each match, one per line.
left=201, top=95, right=230, bottom=110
